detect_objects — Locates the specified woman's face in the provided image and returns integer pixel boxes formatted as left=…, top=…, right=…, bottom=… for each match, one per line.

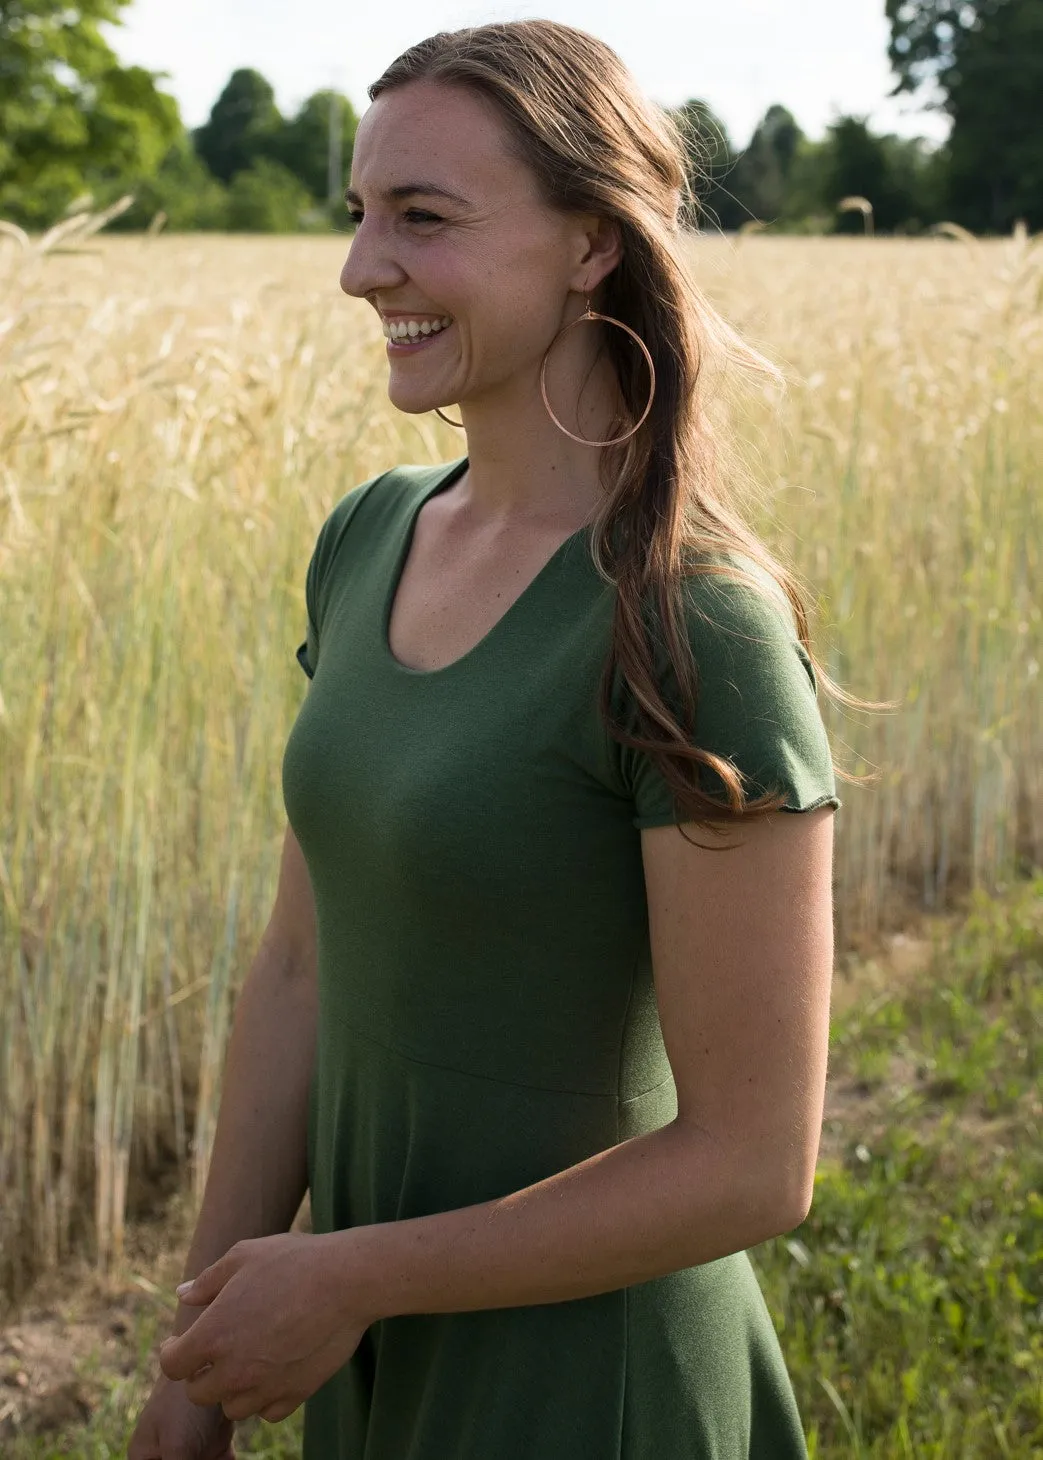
left=340, top=79, right=615, bottom=418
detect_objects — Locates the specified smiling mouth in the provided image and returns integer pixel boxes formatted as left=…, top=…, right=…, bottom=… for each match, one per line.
left=382, top=315, right=453, bottom=341
left=386, top=325, right=453, bottom=356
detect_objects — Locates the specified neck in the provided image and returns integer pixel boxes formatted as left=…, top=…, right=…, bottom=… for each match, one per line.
left=443, top=335, right=623, bottom=534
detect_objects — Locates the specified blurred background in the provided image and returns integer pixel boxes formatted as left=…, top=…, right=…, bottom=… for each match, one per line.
left=2, top=0, right=1042, bottom=235
left=1, top=3, right=1040, bottom=1457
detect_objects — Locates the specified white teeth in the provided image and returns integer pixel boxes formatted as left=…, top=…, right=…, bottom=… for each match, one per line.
left=383, top=315, right=453, bottom=341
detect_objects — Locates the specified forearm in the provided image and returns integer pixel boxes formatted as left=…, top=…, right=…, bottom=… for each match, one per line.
left=174, top=923, right=316, bottom=1335
left=345, top=1119, right=801, bottom=1322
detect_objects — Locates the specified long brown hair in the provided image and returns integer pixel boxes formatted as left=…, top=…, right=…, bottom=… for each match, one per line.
left=370, top=20, right=851, bottom=832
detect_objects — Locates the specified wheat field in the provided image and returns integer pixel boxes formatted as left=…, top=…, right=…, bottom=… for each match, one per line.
left=1, top=225, right=1040, bottom=1295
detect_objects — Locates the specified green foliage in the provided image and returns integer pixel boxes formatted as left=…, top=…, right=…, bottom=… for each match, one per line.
left=886, top=0, right=970, bottom=94
left=0, top=0, right=181, bottom=228
left=0, top=10, right=354, bottom=238
left=671, top=98, right=746, bottom=231
left=185, top=73, right=358, bottom=229
left=879, top=133, right=948, bottom=231
left=672, top=99, right=946, bottom=236
left=3, top=6, right=1040, bottom=241
left=731, top=105, right=804, bottom=223
left=225, top=157, right=315, bottom=233
left=821, top=118, right=896, bottom=231
left=105, top=134, right=230, bottom=231
left=192, top=68, right=284, bottom=185
left=755, top=879, right=1043, bottom=1456
left=815, top=116, right=944, bottom=233
left=944, top=0, right=1043, bottom=230
left=275, top=88, right=358, bottom=205
left=886, top=0, right=1043, bottom=231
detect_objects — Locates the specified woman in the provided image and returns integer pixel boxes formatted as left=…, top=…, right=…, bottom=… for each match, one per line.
left=130, top=19, right=839, bottom=1460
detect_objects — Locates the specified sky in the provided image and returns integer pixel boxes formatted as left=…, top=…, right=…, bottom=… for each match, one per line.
left=106, top=0, right=950, bottom=151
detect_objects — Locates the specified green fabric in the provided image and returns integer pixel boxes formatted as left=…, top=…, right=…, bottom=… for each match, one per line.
left=282, top=454, right=837, bottom=1459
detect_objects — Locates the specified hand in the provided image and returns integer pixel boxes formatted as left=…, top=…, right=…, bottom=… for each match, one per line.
left=127, top=1371, right=235, bottom=1459
left=158, top=1232, right=373, bottom=1424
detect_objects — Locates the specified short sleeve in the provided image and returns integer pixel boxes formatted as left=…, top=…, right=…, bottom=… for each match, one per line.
left=618, top=566, right=840, bottom=827
left=294, top=470, right=389, bottom=679
left=295, top=544, right=323, bottom=680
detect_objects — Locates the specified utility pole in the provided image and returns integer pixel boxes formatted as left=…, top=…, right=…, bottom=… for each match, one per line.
left=327, top=89, right=343, bottom=212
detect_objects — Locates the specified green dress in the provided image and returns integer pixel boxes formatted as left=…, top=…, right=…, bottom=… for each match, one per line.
left=281, top=455, right=838, bottom=1459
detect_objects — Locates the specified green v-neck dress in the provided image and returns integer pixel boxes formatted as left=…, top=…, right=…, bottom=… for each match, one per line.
left=281, top=455, right=839, bottom=1460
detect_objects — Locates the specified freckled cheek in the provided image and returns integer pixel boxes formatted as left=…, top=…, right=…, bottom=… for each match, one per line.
left=497, top=291, right=559, bottom=371
left=414, top=244, right=558, bottom=369
left=455, top=299, right=538, bottom=372
left=473, top=262, right=554, bottom=346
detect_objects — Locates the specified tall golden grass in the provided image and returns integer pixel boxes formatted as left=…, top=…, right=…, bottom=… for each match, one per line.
left=1, top=227, right=1040, bottom=1297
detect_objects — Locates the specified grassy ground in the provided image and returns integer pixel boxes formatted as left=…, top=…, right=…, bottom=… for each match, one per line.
left=761, top=877, right=1042, bottom=1458
left=2, top=879, right=1039, bottom=1458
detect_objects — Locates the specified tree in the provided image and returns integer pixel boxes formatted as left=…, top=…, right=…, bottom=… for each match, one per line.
left=671, top=99, right=745, bottom=231
left=276, top=89, right=358, bottom=206
left=0, top=0, right=181, bottom=227
left=821, top=117, right=898, bottom=231
left=886, top=0, right=968, bottom=96
left=886, top=0, right=1043, bottom=230
left=879, top=133, right=948, bottom=231
left=193, top=68, right=283, bottom=185
left=815, top=116, right=942, bottom=233
left=774, top=137, right=834, bottom=231
left=731, top=105, right=803, bottom=223
left=109, top=134, right=230, bottom=231
left=225, top=157, right=314, bottom=232
left=944, top=1, right=1043, bottom=229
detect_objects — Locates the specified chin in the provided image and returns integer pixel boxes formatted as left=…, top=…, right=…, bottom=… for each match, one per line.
left=386, top=388, right=435, bottom=417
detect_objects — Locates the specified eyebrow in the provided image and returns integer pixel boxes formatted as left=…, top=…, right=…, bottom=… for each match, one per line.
left=343, top=182, right=471, bottom=208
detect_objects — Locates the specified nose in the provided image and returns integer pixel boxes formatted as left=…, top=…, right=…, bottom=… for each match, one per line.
left=339, top=217, right=408, bottom=301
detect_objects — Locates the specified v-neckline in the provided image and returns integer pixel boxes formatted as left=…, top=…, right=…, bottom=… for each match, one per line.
left=381, top=457, right=593, bottom=679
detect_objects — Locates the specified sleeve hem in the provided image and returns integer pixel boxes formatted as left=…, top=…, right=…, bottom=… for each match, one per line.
left=631, top=792, right=841, bottom=829
left=295, top=641, right=315, bottom=680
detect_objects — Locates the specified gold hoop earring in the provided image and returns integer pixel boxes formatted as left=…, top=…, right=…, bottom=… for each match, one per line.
left=434, top=407, right=464, bottom=428
left=539, top=297, right=656, bottom=447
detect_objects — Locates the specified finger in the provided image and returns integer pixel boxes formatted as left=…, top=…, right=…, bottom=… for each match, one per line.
left=158, top=1332, right=213, bottom=1383
left=183, top=1363, right=232, bottom=1409
left=260, top=1395, right=302, bottom=1424
left=221, top=1389, right=267, bottom=1423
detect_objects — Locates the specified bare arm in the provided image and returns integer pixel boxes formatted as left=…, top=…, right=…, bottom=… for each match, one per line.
left=170, top=822, right=318, bottom=1338
left=338, top=806, right=834, bottom=1319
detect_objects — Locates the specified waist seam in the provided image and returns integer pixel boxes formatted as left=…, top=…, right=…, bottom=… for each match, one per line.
left=322, top=1011, right=672, bottom=1103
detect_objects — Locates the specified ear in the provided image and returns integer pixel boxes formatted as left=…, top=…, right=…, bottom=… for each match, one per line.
left=569, top=213, right=623, bottom=296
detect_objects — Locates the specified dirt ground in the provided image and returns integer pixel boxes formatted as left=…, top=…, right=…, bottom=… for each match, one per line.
left=0, top=1207, right=188, bottom=1440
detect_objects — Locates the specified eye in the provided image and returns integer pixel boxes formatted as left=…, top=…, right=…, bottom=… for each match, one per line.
left=346, top=207, right=442, bottom=226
